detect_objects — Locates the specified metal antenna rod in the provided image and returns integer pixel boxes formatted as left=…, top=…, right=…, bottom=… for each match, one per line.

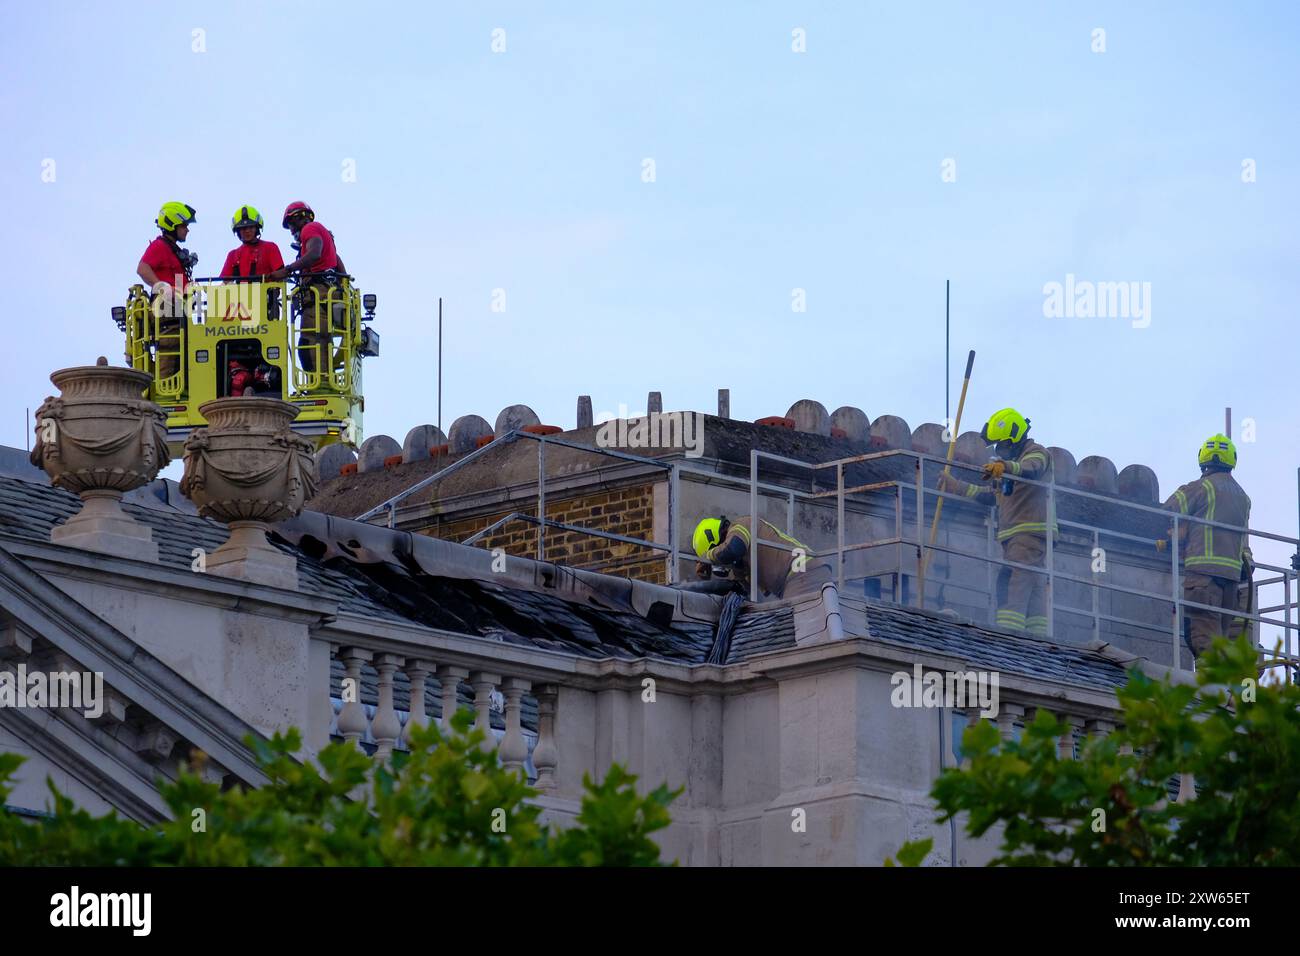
left=945, top=280, right=950, bottom=425
left=437, top=297, right=443, bottom=462
left=1225, top=406, right=1231, bottom=439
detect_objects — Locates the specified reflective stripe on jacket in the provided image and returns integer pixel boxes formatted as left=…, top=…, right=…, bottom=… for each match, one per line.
left=950, top=440, right=1058, bottom=541
left=1163, top=471, right=1251, bottom=580
left=705, top=515, right=809, bottom=597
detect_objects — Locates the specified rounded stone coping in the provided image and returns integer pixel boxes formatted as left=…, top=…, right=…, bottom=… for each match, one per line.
left=830, top=406, right=870, bottom=442
left=403, top=424, right=447, bottom=463
left=911, top=422, right=948, bottom=457
left=785, top=399, right=830, bottom=436
left=1117, top=463, right=1159, bottom=503
left=317, top=443, right=358, bottom=481
left=1047, top=446, right=1077, bottom=486
left=448, top=414, right=493, bottom=454
left=868, top=414, right=912, bottom=451
left=358, top=434, right=401, bottom=473
left=494, top=404, right=540, bottom=437
left=1075, top=455, right=1119, bottom=494
left=953, top=431, right=987, bottom=466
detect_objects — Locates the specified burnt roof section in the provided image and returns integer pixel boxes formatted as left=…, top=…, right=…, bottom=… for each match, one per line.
left=0, top=474, right=724, bottom=662
left=0, top=472, right=1134, bottom=687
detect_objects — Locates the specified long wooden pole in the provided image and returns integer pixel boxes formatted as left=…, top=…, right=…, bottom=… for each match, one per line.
left=922, top=350, right=975, bottom=581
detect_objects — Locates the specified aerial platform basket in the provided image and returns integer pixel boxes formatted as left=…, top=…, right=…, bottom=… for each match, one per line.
left=113, top=275, right=379, bottom=458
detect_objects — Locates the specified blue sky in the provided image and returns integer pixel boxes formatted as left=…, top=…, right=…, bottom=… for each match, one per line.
left=2, top=2, right=1298, bottom=572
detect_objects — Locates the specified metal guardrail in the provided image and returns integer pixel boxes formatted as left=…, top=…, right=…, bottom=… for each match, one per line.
left=749, top=446, right=1300, bottom=678
left=354, top=422, right=1298, bottom=677
left=357, top=429, right=695, bottom=584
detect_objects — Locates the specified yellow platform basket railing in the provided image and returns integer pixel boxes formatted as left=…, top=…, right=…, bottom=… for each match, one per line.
left=123, top=283, right=198, bottom=400
left=290, top=276, right=360, bottom=396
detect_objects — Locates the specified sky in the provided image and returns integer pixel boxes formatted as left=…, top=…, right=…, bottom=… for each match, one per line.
left=2, top=1, right=1298, bottom=579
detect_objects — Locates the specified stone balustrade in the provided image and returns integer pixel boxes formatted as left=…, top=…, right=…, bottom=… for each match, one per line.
left=956, top=701, right=1119, bottom=764
left=324, top=643, right=556, bottom=789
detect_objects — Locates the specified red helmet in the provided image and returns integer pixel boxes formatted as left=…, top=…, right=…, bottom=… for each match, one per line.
left=282, top=201, right=314, bottom=229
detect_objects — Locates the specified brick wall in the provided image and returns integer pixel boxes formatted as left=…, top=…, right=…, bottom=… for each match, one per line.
left=423, top=482, right=666, bottom=583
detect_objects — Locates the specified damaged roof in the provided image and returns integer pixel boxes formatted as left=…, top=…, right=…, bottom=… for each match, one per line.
left=0, top=464, right=1131, bottom=695
left=0, top=472, right=727, bottom=662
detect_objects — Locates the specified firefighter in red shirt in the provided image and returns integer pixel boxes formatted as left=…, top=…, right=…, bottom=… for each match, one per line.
left=220, top=205, right=284, bottom=279
left=220, top=205, right=286, bottom=396
left=222, top=204, right=285, bottom=322
left=268, top=201, right=348, bottom=375
left=136, top=202, right=197, bottom=380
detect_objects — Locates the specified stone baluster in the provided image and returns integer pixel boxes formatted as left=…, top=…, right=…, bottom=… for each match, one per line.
left=336, top=647, right=372, bottom=750
left=532, top=684, right=559, bottom=792
left=371, top=653, right=403, bottom=759
left=1085, top=717, right=1115, bottom=741
left=439, top=665, right=470, bottom=735
left=996, top=703, right=1025, bottom=743
left=499, top=677, right=532, bottom=775
left=1177, top=772, right=1195, bottom=804
left=1058, top=714, right=1085, bottom=760
left=401, top=659, right=434, bottom=750
left=471, top=671, right=502, bottom=751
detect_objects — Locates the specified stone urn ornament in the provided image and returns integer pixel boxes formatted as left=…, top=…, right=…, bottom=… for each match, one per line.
left=180, top=397, right=318, bottom=589
left=30, top=358, right=169, bottom=561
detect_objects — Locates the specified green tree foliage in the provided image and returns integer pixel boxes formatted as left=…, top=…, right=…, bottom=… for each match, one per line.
left=895, top=638, right=1300, bottom=866
left=0, top=710, right=680, bottom=866
left=884, top=836, right=932, bottom=867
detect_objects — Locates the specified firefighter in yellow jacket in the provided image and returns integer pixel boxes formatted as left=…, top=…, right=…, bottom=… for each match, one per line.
left=1157, top=434, right=1253, bottom=659
left=692, top=515, right=832, bottom=601
left=939, top=408, right=1056, bottom=636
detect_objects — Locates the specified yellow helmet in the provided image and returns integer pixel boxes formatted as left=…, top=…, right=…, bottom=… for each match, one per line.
left=693, top=517, right=724, bottom=558
left=156, top=201, right=196, bottom=232
left=1198, top=433, right=1237, bottom=470
left=231, top=204, right=264, bottom=235
left=980, top=407, right=1030, bottom=445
